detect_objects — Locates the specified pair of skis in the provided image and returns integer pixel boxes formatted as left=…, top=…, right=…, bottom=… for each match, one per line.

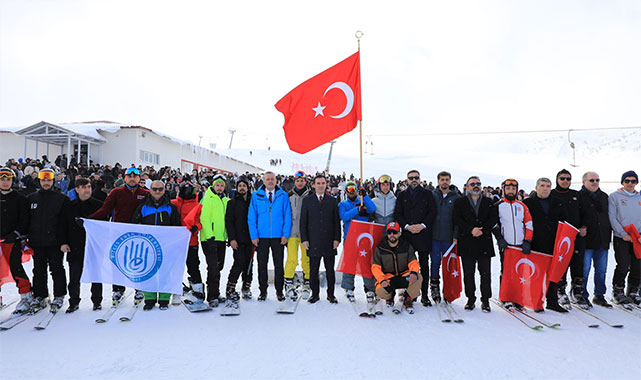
left=565, top=301, right=624, bottom=328
left=95, top=292, right=143, bottom=323
left=490, top=299, right=557, bottom=330
left=0, top=306, right=46, bottom=331
left=434, top=301, right=463, bottom=323
left=609, top=298, right=641, bottom=319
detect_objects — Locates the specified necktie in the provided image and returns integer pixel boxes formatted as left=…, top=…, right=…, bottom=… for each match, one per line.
left=269, top=192, right=272, bottom=203
left=319, top=195, right=323, bottom=202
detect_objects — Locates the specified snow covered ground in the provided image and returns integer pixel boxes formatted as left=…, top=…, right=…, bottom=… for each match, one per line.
left=1, top=244, right=640, bottom=380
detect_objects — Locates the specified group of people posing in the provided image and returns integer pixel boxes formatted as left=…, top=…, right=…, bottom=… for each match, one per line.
left=0, top=164, right=640, bottom=316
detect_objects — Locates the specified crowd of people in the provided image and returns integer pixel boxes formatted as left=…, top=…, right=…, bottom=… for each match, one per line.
left=1, top=154, right=640, bottom=318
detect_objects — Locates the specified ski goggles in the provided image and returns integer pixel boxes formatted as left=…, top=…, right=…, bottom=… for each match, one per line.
left=378, top=175, right=392, bottom=183
left=502, top=179, right=518, bottom=187
left=0, top=168, right=15, bottom=179
left=294, top=171, right=306, bottom=178
left=345, top=185, right=357, bottom=193
left=37, top=171, right=55, bottom=180
left=125, top=168, right=140, bottom=176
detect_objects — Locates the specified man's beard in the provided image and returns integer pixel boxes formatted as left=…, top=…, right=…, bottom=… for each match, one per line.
left=505, top=193, right=516, bottom=201
left=470, top=188, right=482, bottom=196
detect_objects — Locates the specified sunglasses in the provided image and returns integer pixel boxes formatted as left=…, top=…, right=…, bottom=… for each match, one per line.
left=294, top=171, right=305, bottom=178
left=623, top=179, right=638, bottom=184
left=469, top=182, right=482, bottom=187
left=387, top=229, right=400, bottom=235
left=408, top=176, right=420, bottom=180
left=345, top=186, right=357, bottom=193
left=558, top=177, right=571, bottom=181
left=37, top=171, right=55, bottom=180
left=125, top=168, right=140, bottom=176
left=151, top=187, right=164, bottom=192
left=588, top=178, right=600, bottom=183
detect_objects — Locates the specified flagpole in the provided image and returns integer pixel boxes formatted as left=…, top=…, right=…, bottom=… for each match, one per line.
left=356, top=30, right=364, bottom=200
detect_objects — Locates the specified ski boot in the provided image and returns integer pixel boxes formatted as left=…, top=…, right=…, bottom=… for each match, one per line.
left=627, top=287, right=641, bottom=305
left=241, top=282, right=253, bottom=300
left=30, top=296, right=49, bottom=313
left=557, top=282, right=570, bottom=307
left=430, top=278, right=441, bottom=303
left=14, top=291, right=33, bottom=314
left=227, top=287, right=240, bottom=304
left=546, top=300, right=569, bottom=313
left=613, top=285, right=632, bottom=304
left=285, top=278, right=298, bottom=300
left=208, top=298, right=219, bottom=308
left=112, top=290, right=124, bottom=306
left=345, top=289, right=355, bottom=303
left=143, top=300, right=155, bottom=311
left=93, top=302, right=102, bottom=311
left=50, top=296, right=64, bottom=312
left=134, top=290, right=145, bottom=304
left=420, top=294, right=432, bottom=307
left=158, top=300, right=169, bottom=310
left=402, top=292, right=415, bottom=314
left=301, top=279, right=311, bottom=300
left=192, top=283, right=206, bottom=301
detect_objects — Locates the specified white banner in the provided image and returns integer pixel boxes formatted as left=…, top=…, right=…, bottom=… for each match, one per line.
left=81, top=219, right=190, bottom=294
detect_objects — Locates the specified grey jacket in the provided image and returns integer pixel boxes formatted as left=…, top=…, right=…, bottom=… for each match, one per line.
left=608, top=188, right=641, bottom=239
left=432, top=186, right=462, bottom=242
left=372, top=190, right=396, bottom=225
left=289, top=188, right=311, bottom=238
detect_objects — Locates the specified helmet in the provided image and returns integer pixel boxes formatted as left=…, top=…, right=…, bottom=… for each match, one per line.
left=37, top=168, right=55, bottom=180
left=212, top=174, right=226, bottom=184
left=501, top=178, right=519, bottom=193
left=0, top=167, right=15, bottom=179
left=377, top=174, right=392, bottom=184
left=179, top=181, right=196, bottom=200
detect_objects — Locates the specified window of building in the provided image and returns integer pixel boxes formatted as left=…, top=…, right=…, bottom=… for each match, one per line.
left=140, top=150, right=160, bottom=165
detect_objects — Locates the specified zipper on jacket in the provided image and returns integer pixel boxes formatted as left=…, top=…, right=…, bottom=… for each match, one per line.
left=510, top=203, right=517, bottom=245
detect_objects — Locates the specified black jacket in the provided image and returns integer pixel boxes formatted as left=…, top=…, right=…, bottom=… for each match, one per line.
left=60, top=197, right=104, bottom=251
left=452, top=195, right=498, bottom=258
left=551, top=187, right=582, bottom=228
left=131, top=195, right=181, bottom=226
left=523, top=194, right=567, bottom=255
left=300, top=193, right=341, bottom=257
left=0, top=190, right=29, bottom=240
left=578, top=187, right=611, bottom=250
left=394, top=185, right=437, bottom=251
left=225, top=192, right=252, bottom=245
left=27, top=188, right=69, bottom=247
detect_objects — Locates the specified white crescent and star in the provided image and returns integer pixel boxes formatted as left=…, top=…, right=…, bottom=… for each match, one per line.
left=558, top=237, right=571, bottom=256
left=312, top=81, right=354, bottom=119
left=515, top=258, right=536, bottom=284
left=356, top=233, right=374, bottom=256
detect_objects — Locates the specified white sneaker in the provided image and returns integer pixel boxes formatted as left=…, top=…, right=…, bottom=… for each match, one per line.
left=171, top=294, right=182, bottom=305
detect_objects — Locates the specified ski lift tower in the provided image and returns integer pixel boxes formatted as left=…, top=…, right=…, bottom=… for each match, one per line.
left=228, top=129, right=237, bottom=149
left=568, top=129, right=578, bottom=167
left=325, top=140, right=337, bottom=173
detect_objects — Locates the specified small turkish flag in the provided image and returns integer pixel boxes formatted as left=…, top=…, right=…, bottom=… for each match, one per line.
left=623, top=224, right=641, bottom=259
left=441, top=243, right=462, bottom=303
left=499, top=247, right=552, bottom=310
left=548, top=221, right=579, bottom=283
left=0, top=242, right=32, bottom=289
left=337, top=220, right=384, bottom=278
left=275, top=52, right=361, bottom=154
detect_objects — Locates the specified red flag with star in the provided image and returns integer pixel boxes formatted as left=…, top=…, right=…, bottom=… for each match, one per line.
left=548, top=221, right=579, bottom=283
left=499, top=247, right=552, bottom=310
left=441, top=243, right=462, bottom=302
left=623, top=224, right=641, bottom=259
left=275, top=52, right=361, bottom=154
left=0, top=242, right=33, bottom=292
left=337, top=220, right=384, bottom=278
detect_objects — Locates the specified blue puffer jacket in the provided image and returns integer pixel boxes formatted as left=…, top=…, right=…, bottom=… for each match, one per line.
left=248, top=185, right=292, bottom=239
left=338, top=195, right=376, bottom=239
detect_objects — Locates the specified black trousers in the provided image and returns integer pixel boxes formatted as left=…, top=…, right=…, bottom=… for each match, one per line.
left=546, top=281, right=559, bottom=305
left=185, top=244, right=202, bottom=284
left=310, top=255, right=335, bottom=297
left=8, top=242, right=31, bottom=294
left=257, top=238, right=284, bottom=293
left=67, top=249, right=102, bottom=305
left=32, top=246, right=67, bottom=298
left=416, top=250, right=430, bottom=296
left=201, top=239, right=226, bottom=300
left=612, top=237, right=641, bottom=289
left=461, top=255, right=492, bottom=301
left=227, top=243, right=254, bottom=286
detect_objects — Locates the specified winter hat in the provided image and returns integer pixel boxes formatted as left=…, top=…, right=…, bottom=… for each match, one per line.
left=236, top=176, right=250, bottom=188
left=621, top=170, right=638, bottom=184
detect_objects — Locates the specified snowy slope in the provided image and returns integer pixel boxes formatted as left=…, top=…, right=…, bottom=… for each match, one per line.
left=1, top=244, right=640, bottom=380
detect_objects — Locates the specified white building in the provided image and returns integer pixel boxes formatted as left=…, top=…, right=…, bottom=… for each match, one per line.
left=0, top=121, right=263, bottom=174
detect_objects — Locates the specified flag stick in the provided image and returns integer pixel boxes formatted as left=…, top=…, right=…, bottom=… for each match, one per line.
left=355, top=30, right=364, bottom=202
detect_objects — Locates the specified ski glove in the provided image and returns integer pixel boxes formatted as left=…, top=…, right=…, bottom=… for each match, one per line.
left=358, top=206, right=369, bottom=216
left=2, top=231, right=19, bottom=243
left=497, top=237, right=508, bottom=251
left=358, top=187, right=367, bottom=197
left=190, top=225, right=199, bottom=233
left=521, top=240, right=532, bottom=254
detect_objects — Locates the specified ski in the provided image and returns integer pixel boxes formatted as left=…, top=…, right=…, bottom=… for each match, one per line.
left=119, top=301, right=141, bottom=322
left=610, top=300, right=641, bottom=320
left=0, top=313, right=32, bottom=330
left=220, top=299, right=240, bottom=316
left=516, top=309, right=560, bottom=328
left=0, top=299, right=17, bottom=312
left=434, top=302, right=451, bottom=323
left=571, top=301, right=623, bottom=328
left=490, top=299, right=543, bottom=330
left=443, top=302, right=464, bottom=323
left=374, top=298, right=384, bottom=315
left=34, top=306, right=59, bottom=330
left=96, top=291, right=131, bottom=323
left=349, top=298, right=373, bottom=318
left=562, top=305, right=599, bottom=328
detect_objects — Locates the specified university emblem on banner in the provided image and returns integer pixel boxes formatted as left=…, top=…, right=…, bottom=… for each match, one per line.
left=110, top=232, right=163, bottom=282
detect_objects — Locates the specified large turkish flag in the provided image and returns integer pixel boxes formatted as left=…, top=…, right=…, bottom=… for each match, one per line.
left=275, top=52, right=361, bottom=154
left=499, top=247, right=552, bottom=310
left=441, top=243, right=462, bottom=303
left=337, top=220, right=384, bottom=278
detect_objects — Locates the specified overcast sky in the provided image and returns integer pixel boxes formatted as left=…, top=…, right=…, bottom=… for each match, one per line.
left=1, top=0, right=639, bottom=154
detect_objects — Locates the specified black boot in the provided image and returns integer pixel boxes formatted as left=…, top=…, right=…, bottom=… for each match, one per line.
left=546, top=301, right=569, bottom=313
left=465, top=298, right=475, bottom=311
left=257, top=290, right=267, bottom=301
left=592, top=295, right=612, bottom=308
left=430, top=278, right=441, bottom=303
left=308, top=295, right=320, bottom=303
left=613, top=285, right=632, bottom=304
left=626, top=286, right=641, bottom=305
left=327, top=295, right=338, bottom=304
left=143, top=300, right=155, bottom=311
left=481, top=299, right=490, bottom=312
